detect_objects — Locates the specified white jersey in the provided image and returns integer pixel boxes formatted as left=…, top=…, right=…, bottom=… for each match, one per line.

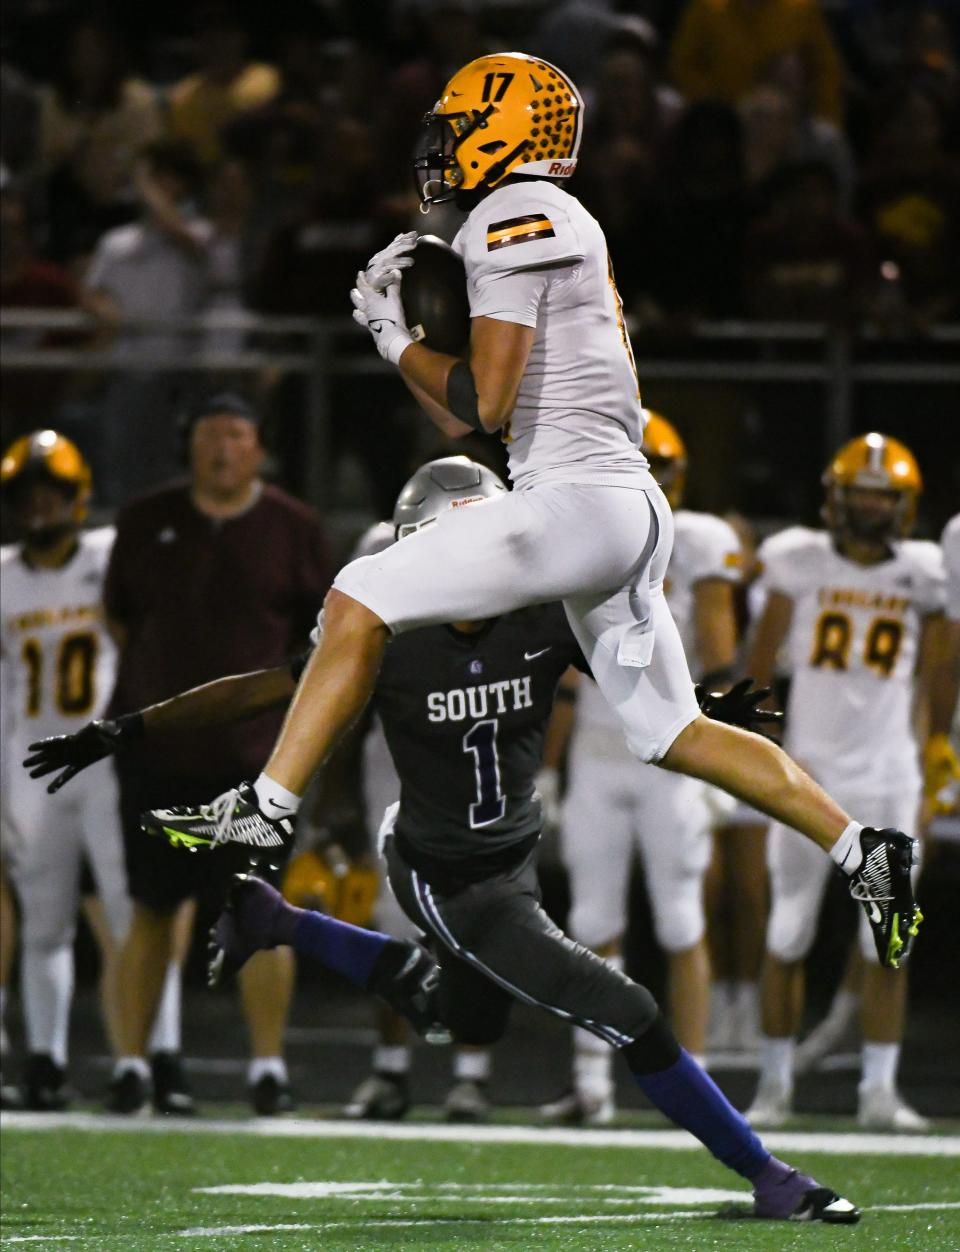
left=572, top=509, right=741, bottom=753
left=758, top=526, right=945, bottom=790
left=1, top=528, right=117, bottom=808
left=942, top=514, right=960, bottom=623
left=453, top=180, right=655, bottom=491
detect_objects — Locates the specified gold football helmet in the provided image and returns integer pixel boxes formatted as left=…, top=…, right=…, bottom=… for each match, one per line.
left=643, top=411, right=688, bottom=508
left=1, top=429, right=92, bottom=520
left=414, top=52, right=583, bottom=207
left=822, top=431, right=922, bottom=538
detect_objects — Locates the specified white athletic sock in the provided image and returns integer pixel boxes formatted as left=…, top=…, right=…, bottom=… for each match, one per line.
left=860, top=1042, right=899, bottom=1092
left=733, top=981, right=759, bottom=1018
left=253, top=773, right=301, bottom=819
left=373, top=1045, right=410, bottom=1076
left=248, top=1056, right=288, bottom=1085
left=22, top=944, right=73, bottom=1067
left=148, top=962, right=182, bottom=1054
left=453, top=1048, right=491, bottom=1083
left=759, top=1036, right=795, bottom=1090
left=114, top=1055, right=150, bottom=1081
left=829, top=821, right=865, bottom=873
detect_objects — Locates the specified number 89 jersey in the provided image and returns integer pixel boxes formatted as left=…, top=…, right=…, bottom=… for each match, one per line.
left=758, top=526, right=946, bottom=790
left=1, top=528, right=117, bottom=807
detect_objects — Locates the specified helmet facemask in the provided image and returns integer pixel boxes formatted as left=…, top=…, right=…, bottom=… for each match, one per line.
left=829, top=485, right=906, bottom=544
left=414, top=106, right=519, bottom=208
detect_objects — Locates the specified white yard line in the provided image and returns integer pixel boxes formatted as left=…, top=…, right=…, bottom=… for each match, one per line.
left=177, top=1204, right=960, bottom=1237
left=3, top=1110, right=959, bottom=1156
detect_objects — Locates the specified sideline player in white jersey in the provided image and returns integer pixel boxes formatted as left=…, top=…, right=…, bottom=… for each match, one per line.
left=153, top=54, right=918, bottom=1222
left=0, top=432, right=129, bottom=1109
left=745, top=434, right=944, bottom=1130
left=1, top=432, right=183, bottom=1112
left=543, top=412, right=742, bottom=1124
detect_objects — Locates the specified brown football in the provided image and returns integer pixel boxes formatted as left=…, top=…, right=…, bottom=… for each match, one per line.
left=402, top=235, right=471, bottom=357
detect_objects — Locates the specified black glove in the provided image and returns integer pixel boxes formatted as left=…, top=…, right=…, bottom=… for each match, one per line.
left=23, top=713, right=145, bottom=794
left=695, top=677, right=782, bottom=735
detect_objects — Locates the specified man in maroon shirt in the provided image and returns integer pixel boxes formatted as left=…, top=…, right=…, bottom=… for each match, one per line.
left=103, top=392, right=330, bottom=1114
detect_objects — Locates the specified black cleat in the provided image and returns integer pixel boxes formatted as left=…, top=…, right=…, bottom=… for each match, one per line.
left=143, top=782, right=293, bottom=853
left=23, top=1053, right=70, bottom=1111
left=842, top=827, right=922, bottom=968
left=106, top=1067, right=150, bottom=1115
left=150, top=1051, right=196, bottom=1116
left=249, top=1074, right=296, bottom=1116
left=343, top=1073, right=410, bottom=1121
left=367, top=941, right=450, bottom=1042
left=753, top=1183, right=860, bottom=1224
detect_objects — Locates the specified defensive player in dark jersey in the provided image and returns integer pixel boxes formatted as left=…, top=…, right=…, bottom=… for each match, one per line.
left=26, top=456, right=858, bottom=1224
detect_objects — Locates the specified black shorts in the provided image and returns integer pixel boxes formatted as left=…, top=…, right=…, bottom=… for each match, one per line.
left=119, top=766, right=287, bottom=912
left=384, top=835, right=658, bottom=1049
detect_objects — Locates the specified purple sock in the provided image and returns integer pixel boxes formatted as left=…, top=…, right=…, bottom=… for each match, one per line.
left=631, top=1048, right=769, bottom=1179
left=275, top=907, right=390, bottom=989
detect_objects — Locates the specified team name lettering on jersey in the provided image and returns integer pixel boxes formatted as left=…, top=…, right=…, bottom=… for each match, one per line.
left=426, top=677, right=534, bottom=722
left=7, top=603, right=102, bottom=633
left=817, top=587, right=910, bottom=614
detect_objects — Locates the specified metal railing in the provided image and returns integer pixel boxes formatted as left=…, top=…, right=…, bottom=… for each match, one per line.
left=4, top=307, right=959, bottom=510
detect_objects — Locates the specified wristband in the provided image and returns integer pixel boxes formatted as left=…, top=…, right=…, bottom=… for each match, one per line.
left=384, top=331, right=414, bottom=367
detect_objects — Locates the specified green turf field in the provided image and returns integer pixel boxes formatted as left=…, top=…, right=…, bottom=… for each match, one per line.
left=2, top=1114, right=959, bottom=1251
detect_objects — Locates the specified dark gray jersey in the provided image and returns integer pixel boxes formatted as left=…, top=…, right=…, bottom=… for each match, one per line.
left=375, top=604, right=587, bottom=870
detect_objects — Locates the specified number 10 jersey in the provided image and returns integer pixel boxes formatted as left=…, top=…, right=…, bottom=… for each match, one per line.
left=757, top=525, right=945, bottom=791
left=1, top=528, right=117, bottom=810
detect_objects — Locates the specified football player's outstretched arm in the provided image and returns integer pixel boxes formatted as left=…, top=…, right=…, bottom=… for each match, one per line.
left=399, top=316, right=535, bottom=435
left=24, top=664, right=298, bottom=793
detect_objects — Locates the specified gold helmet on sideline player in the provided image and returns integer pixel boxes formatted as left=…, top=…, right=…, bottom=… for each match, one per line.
left=413, top=52, right=584, bottom=208
left=822, top=432, right=922, bottom=541
left=1, top=429, right=92, bottom=524
left=642, top=411, right=688, bottom=509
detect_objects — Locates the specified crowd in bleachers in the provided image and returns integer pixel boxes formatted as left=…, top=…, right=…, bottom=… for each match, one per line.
left=1, top=1, right=957, bottom=330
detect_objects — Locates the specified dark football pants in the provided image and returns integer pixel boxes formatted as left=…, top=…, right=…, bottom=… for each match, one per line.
left=384, top=837, right=659, bottom=1048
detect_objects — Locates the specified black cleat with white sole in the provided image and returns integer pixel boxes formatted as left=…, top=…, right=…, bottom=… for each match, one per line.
left=841, top=827, right=922, bottom=969
left=142, top=782, right=293, bottom=853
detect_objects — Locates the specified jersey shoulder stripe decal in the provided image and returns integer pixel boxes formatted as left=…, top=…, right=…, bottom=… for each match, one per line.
left=486, top=214, right=556, bottom=251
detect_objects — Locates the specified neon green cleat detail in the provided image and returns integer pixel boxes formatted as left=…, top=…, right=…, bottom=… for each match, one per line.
left=163, top=828, right=213, bottom=850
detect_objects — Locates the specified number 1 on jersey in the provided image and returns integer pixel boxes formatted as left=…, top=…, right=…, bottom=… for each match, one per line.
left=463, top=719, right=506, bottom=828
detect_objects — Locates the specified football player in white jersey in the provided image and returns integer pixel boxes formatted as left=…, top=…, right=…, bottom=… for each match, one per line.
left=154, top=54, right=918, bottom=1221
left=925, top=513, right=960, bottom=820
left=745, top=434, right=945, bottom=1130
left=0, top=432, right=129, bottom=1108
left=0, top=432, right=183, bottom=1111
left=542, top=412, right=742, bottom=1123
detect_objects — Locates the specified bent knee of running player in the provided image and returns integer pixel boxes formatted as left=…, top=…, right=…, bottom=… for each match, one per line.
left=437, top=881, right=660, bottom=1046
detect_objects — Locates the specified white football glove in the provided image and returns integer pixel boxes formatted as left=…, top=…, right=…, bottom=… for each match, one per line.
left=350, top=270, right=414, bottom=366
left=365, top=231, right=418, bottom=293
